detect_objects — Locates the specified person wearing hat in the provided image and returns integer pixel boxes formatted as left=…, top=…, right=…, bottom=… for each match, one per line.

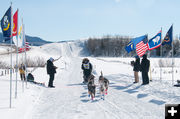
left=46, top=57, right=58, bottom=88
left=81, top=58, right=92, bottom=84
left=133, top=56, right=140, bottom=83
left=19, top=63, right=26, bottom=81
left=140, top=54, right=150, bottom=85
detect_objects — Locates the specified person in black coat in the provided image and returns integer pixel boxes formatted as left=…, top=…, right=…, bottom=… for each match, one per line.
left=133, top=56, right=140, bottom=83
left=140, top=54, right=150, bottom=85
left=46, top=57, right=57, bottom=88
left=81, top=58, right=92, bottom=83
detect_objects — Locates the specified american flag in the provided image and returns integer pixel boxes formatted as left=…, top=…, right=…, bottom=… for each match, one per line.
left=136, top=37, right=148, bottom=57
left=25, top=42, right=30, bottom=49
left=18, top=42, right=30, bottom=53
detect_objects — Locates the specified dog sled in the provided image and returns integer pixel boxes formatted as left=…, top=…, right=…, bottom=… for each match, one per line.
left=174, top=80, right=180, bottom=87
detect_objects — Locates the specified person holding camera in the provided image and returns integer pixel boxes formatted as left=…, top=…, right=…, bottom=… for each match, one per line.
left=132, top=56, right=140, bottom=83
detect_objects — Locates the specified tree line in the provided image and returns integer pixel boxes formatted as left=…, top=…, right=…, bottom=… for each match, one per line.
left=85, top=35, right=180, bottom=57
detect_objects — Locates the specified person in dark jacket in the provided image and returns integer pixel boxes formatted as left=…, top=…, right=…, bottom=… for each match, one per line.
left=46, top=57, right=57, bottom=88
left=27, top=73, right=34, bottom=82
left=133, top=56, right=140, bottom=83
left=140, top=54, right=150, bottom=85
left=81, top=58, right=92, bottom=83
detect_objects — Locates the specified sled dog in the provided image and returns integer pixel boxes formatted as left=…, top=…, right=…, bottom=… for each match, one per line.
left=99, top=71, right=109, bottom=96
left=87, top=74, right=96, bottom=100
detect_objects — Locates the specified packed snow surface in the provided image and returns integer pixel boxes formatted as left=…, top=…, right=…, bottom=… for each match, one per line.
left=0, top=41, right=180, bottom=119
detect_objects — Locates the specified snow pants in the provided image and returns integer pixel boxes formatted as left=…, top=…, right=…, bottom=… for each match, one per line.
left=142, top=71, right=149, bottom=85
left=20, top=73, right=26, bottom=81
left=48, top=73, right=55, bottom=87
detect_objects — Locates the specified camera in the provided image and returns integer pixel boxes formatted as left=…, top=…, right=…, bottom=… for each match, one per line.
left=130, top=61, right=134, bottom=66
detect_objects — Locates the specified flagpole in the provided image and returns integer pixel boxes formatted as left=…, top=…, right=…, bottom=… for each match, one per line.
left=160, top=27, right=162, bottom=82
left=172, top=24, right=174, bottom=86
left=15, top=9, right=19, bottom=99
left=23, top=23, right=27, bottom=88
left=147, top=34, right=152, bottom=81
left=21, top=18, right=24, bottom=92
left=10, top=2, right=13, bottom=108
left=149, top=51, right=152, bottom=82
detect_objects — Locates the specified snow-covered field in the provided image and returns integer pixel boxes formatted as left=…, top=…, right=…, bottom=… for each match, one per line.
left=0, top=41, right=180, bottom=119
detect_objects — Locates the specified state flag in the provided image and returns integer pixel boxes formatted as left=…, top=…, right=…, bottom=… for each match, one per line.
left=125, top=41, right=134, bottom=53
left=162, top=25, right=173, bottom=45
left=1, top=6, right=12, bottom=41
left=148, top=30, right=161, bottom=50
left=13, top=10, right=18, bottom=36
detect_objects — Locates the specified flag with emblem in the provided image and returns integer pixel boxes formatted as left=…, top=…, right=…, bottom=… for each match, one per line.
left=13, top=24, right=23, bottom=47
left=125, top=41, right=135, bottom=53
left=13, top=10, right=18, bottom=36
left=1, top=6, right=12, bottom=41
left=148, top=30, right=161, bottom=50
left=162, top=25, right=173, bottom=45
left=134, top=35, right=148, bottom=57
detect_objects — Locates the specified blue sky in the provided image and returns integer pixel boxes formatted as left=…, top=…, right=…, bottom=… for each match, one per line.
left=0, top=0, right=180, bottom=42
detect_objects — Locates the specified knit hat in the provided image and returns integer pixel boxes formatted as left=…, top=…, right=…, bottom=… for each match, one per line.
left=49, top=57, right=54, bottom=62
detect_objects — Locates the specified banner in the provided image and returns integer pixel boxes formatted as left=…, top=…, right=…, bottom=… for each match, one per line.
left=148, top=30, right=161, bottom=50
left=125, top=41, right=134, bottom=53
left=13, top=10, right=18, bottom=36
left=162, top=25, right=173, bottom=45
left=1, top=6, right=12, bottom=41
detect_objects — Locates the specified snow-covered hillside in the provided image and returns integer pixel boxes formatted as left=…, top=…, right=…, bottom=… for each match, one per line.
left=0, top=40, right=179, bottom=119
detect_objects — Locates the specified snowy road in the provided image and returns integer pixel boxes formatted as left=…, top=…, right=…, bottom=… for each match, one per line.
left=1, top=42, right=176, bottom=119
left=27, top=57, right=163, bottom=119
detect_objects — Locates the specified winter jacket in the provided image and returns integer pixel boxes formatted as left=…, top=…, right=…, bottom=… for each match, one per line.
left=133, top=58, right=140, bottom=72
left=27, top=73, right=34, bottom=82
left=81, top=62, right=92, bottom=77
left=140, top=57, right=150, bottom=72
left=19, top=65, right=25, bottom=74
left=46, top=60, right=56, bottom=75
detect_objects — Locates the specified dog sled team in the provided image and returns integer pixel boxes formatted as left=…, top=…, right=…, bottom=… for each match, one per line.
left=81, top=58, right=109, bottom=100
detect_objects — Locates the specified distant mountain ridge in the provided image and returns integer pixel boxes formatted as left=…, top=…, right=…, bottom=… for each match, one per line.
left=0, top=32, right=52, bottom=46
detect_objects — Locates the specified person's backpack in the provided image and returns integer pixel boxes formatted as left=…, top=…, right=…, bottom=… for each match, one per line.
left=27, top=73, right=34, bottom=82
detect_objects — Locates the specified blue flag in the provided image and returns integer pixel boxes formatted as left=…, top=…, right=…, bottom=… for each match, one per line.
left=132, top=35, right=148, bottom=49
left=148, top=30, right=161, bottom=50
left=125, top=35, right=147, bottom=53
left=162, top=25, right=173, bottom=45
left=125, top=41, right=134, bottom=53
left=1, top=6, right=12, bottom=41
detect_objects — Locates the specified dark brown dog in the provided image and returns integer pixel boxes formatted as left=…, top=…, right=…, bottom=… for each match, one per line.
left=87, top=74, right=96, bottom=100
